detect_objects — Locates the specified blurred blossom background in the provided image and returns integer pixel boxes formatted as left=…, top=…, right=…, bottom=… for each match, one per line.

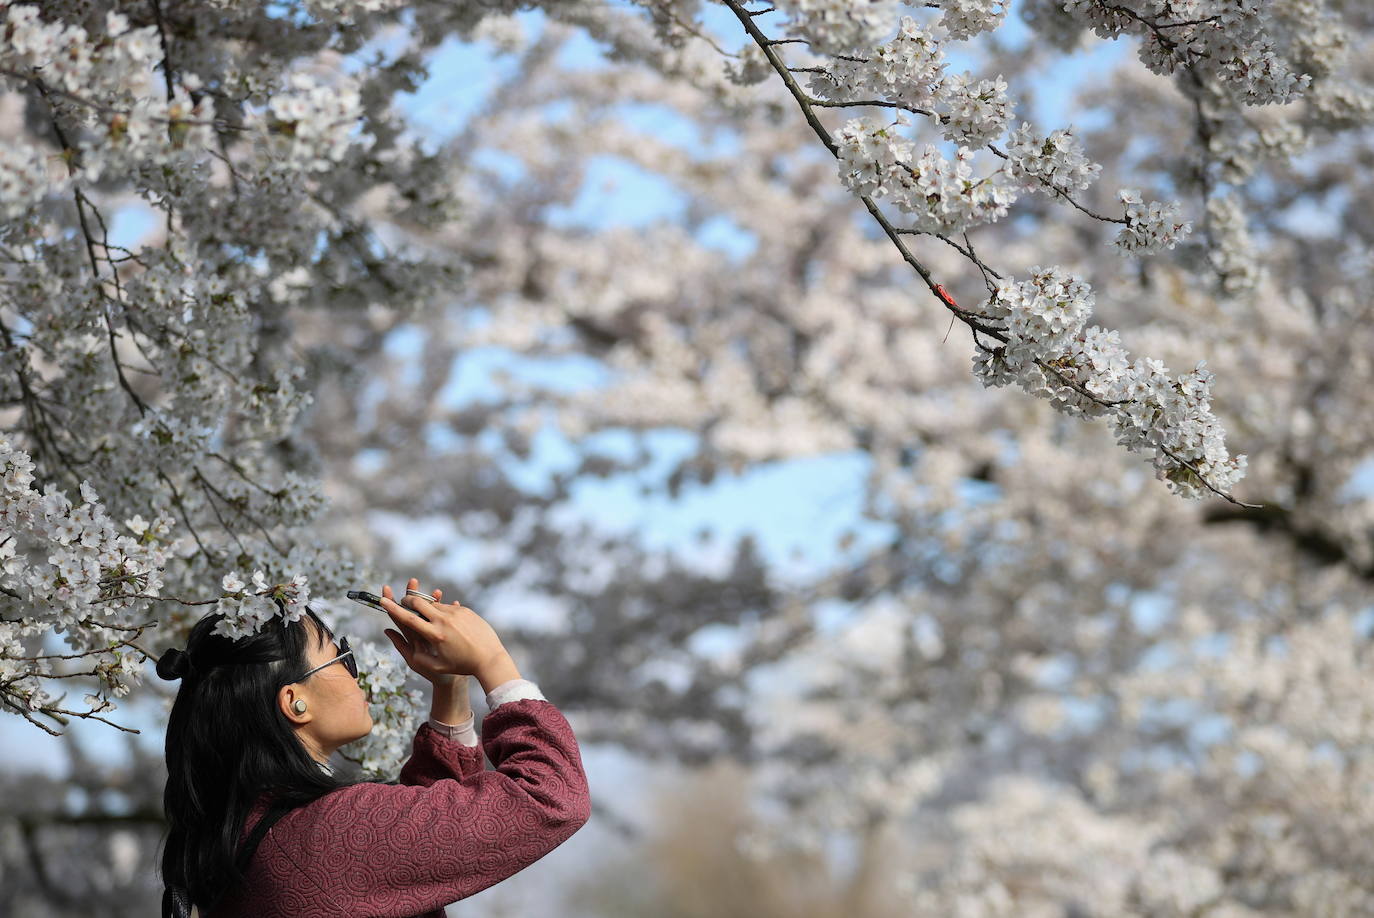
left=2, top=0, right=1373, bottom=915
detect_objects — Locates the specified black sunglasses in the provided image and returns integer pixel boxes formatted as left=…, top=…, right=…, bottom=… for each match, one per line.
left=280, top=633, right=358, bottom=685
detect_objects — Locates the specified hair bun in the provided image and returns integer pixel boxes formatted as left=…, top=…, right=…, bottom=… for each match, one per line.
left=156, top=648, right=194, bottom=681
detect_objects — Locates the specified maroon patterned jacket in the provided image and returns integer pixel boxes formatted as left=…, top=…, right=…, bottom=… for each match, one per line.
left=206, top=696, right=591, bottom=917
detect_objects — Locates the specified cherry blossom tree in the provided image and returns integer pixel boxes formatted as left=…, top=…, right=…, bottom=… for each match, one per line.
left=2, top=0, right=1373, bottom=913
left=336, top=7, right=1373, bottom=912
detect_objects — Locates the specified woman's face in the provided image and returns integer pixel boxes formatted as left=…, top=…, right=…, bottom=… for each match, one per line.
left=279, top=617, right=373, bottom=765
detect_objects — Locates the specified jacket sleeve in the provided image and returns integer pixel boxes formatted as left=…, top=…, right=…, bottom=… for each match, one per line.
left=398, top=677, right=547, bottom=785
left=398, top=717, right=485, bottom=785
left=270, top=695, right=591, bottom=917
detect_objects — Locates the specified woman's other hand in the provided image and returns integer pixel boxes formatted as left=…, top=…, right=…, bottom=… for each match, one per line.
left=379, top=578, right=513, bottom=684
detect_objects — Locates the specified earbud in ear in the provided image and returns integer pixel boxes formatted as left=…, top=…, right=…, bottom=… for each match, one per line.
left=293, top=699, right=307, bottom=714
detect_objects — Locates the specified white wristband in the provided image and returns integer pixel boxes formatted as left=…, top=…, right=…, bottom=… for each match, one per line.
left=486, top=677, right=546, bottom=709
left=427, top=710, right=478, bottom=747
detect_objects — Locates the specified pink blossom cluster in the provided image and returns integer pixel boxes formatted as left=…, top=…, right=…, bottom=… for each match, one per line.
left=834, top=117, right=1017, bottom=234
left=971, top=269, right=1247, bottom=498
left=0, top=433, right=175, bottom=706
left=806, top=17, right=1011, bottom=145
left=1003, top=122, right=1101, bottom=194
left=1061, top=0, right=1311, bottom=105
left=934, top=0, right=1008, bottom=41
left=1113, top=189, right=1192, bottom=254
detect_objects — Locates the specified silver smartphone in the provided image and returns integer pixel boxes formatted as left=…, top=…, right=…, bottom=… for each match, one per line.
left=346, top=590, right=432, bottom=622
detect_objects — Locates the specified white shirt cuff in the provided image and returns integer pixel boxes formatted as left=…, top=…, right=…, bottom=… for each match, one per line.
left=427, top=679, right=545, bottom=746
left=427, top=710, right=478, bottom=747
left=485, top=677, right=546, bottom=709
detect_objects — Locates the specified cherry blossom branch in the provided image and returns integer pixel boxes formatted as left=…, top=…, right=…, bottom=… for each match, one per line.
left=1156, top=444, right=1261, bottom=507
left=148, top=0, right=178, bottom=100
left=896, top=229, right=1004, bottom=289
left=0, top=662, right=146, bottom=734
left=985, top=143, right=1126, bottom=225
left=1031, top=350, right=1260, bottom=509
left=0, top=321, right=99, bottom=487
left=194, top=472, right=255, bottom=558
left=188, top=464, right=287, bottom=556
left=802, top=95, right=937, bottom=120
left=0, top=694, right=67, bottom=736
left=720, top=0, right=1255, bottom=506
left=0, top=68, right=244, bottom=130
left=154, top=466, right=221, bottom=563
left=75, top=618, right=160, bottom=633
left=1084, top=1, right=1209, bottom=61
left=720, top=0, right=997, bottom=338
left=633, top=0, right=740, bottom=57
left=784, top=64, right=1131, bottom=235
left=33, top=81, right=154, bottom=419
left=89, top=592, right=223, bottom=606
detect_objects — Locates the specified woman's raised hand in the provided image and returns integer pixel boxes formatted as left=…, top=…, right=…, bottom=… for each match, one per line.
left=379, top=578, right=512, bottom=684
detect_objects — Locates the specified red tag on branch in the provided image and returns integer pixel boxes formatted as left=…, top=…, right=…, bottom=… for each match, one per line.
left=934, top=284, right=959, bottom=310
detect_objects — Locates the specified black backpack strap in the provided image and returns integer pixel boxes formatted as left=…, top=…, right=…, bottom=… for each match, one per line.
left=235, top=799, right=298, bottom=874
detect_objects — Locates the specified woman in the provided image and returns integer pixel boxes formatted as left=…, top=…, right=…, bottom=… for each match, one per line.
left=157, top=577, right=591, bottom=917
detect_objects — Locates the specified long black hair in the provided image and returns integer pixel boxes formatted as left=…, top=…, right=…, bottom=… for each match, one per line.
left=156, top=603, right=370, bottom=914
